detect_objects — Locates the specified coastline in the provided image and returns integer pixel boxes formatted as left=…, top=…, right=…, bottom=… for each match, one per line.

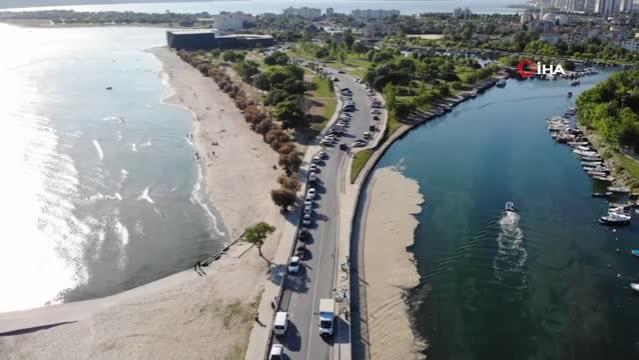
left=0, top=46, right=283, bottom=360
left=360, top=166, right=426, bottom=359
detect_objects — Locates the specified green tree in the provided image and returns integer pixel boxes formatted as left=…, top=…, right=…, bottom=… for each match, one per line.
left=383, top=83, right=397, bottom=111
left=243, top=222, right=276, bottom=262
left=235, top=60, right=260, bottom=81
left=274, top=99, right=306, bottom=129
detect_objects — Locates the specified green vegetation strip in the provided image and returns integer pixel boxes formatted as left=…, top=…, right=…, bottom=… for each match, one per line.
left=350, top=149, right=375, bottom=183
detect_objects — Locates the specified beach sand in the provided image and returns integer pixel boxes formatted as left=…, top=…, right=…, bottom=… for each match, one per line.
left=0, top=47, right=284, bottom=360
left=362, top=166, right=426, bottom=360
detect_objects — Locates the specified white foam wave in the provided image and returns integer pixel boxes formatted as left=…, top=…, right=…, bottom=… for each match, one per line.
left=137, top=186, right=155, bottom=204
left=131, top=144, right=137, bottom=152
left=139, top=140, right=152, bottom=148
left=92, top=139, right=104, bottom=160
left=103, top=116, right=119, bottom=121
left=191, top=163, right=225, bottom=237
left=114, top=218, right=130, bottom=247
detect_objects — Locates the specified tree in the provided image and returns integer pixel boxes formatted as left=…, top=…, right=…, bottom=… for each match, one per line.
left=383, top=83, right=397, bottom=111
left=243, top=222, right=276, bottom=262
left=253, top=73, right=271, bottom=90
left=264, top=51, right=289, bottom=66
left=274, top=100, right=306, bottom=129
left=271, top=188, right=296, bottom=211
left=235, top=60, right=259, bottom=81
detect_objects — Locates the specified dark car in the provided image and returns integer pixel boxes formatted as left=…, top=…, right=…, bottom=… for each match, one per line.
left=369, top=125, right=376, bottom=131
left=338, top=70, right=345, bottom=74
left=299, top=230, right=312, bottom=243
left=339, top=143, right=349, bottom=151
left=373, top=115, right=380, bottom=121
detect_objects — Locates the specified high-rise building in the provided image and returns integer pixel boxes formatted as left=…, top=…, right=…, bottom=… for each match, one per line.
left=282, top=7, right=322, bottom=19
left=594, top=0, right=621, bottom=14
left=619, top=0, right=633, bottom=11
left=350, top=9, right=400, bottom=18
left=326, top=8, right=334, bottom=16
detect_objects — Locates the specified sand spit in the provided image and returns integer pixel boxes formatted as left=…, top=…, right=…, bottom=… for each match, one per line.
left=0, top=47, right=284, bottom=360
left=362, top=166, right=426, bottom=360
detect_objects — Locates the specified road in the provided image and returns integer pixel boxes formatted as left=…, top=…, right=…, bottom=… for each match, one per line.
left=271, top=68, right=377, bottom=360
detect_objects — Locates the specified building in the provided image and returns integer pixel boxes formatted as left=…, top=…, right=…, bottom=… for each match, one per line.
left=350, top=9, right=400, bottom=18
left=166, top=30, right=275, bottom=51
left=326, top=8, right=334, bottom=16
left=619, top=0, right=634, bottom=11
left=621, top=39, right=639, bottom=51
left=540, top=33, right=562, bottom=43
left=282, top=7, right=322, bottom=19
left=594, top=0, right=621, bottom=14
left=453, top=7, right=472, bottom=18
left=212, top=12, right=254, bottom=32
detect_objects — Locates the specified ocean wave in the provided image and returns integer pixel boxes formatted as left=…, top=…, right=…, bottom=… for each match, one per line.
left=131, top=144, right=137, bottom=152
left=191, top=163, right=225, bottom=237
left=92, top=139, right=104, bottom=160
left=137, top=186, right=155, bottom=204
left=139, top=140, right=152, bottom=148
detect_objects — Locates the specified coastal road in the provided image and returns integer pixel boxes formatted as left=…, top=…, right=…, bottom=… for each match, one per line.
left=272, top=68, right=376, bottom=359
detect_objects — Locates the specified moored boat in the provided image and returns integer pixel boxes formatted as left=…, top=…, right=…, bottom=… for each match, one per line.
left=592, top=192, right=613, bottom=197
left=631, top=250, right=639, bottom=257
left=599, top=211, right=631, bottom=225
left=631, top=283, right=639, bottom=292
left=608, top=186, right=631, bottom=193
left=505, top=201, right=516, bottom=212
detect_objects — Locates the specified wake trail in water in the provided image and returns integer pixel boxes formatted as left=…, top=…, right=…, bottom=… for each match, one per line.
left=92, top=139, right=104, bottom=160
left=492, top=209, right=528, bottom=290
left=137, top=186, right=155, bottom=204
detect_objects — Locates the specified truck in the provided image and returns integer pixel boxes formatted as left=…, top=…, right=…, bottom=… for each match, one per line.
left=318, top=298, right=336, bottom=336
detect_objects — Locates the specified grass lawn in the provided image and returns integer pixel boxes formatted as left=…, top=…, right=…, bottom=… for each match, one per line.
left=350, top=149, right=375, bottom=183
left=306, top=74, right=337, bottom=131
left=616, top=154, right=639, bottom=189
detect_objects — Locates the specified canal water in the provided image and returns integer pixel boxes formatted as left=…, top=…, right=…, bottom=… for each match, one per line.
left=376, top=70, right=639, bottom=359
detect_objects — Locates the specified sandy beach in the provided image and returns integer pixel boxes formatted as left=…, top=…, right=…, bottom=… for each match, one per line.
left=0, top=47, right=284, bottom=360
left=361, top=166, right=426, bottom=360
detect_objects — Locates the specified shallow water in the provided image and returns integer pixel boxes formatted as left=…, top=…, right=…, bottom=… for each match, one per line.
left=376, top=70, right=639, bottom=359
left=0, top=24, right=224, bottom=312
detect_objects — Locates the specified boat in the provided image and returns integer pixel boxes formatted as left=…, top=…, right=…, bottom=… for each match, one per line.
left=567, top=91, right=573, bottom=98
left=631, top=250, right=639, bottom=257
left=599, top=211, right=631, bottom=225
left=505, top=201, right=516, bottom=212
left=588, top=171, right=609, bottom=177
left=571, top=80, right=580, bottom=86
left=608, top=186, right=631, bottom=193
left=566, top=107, right=577, bottom=116
left=106, top=86, right=113, bottom=90
left=496, top=80, right=507, bottom=88
left=593, top=175, right=615, bottom=182
left=580, top=155, right=603, bottom=161
left=573, top=149, right=599, bottom=157
left=592, top=192, right=613, bottom=197
left=581, top=161, right=603, bottom=167
left=631, top=283, right=639, bottom=292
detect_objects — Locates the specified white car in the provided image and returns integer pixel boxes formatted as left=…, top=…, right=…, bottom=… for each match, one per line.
left=309, top=172, right=317, bottom=182
left=318, top=150, right=327, bottom=159
left=269, top=344, right=284, bottom=360
left=307, top=187, right=316, bottom=198
left=304, top=204, right=313, bottom=214
left=302, top=213, right=312, bottom=226
left=319, top=139, right=332, bottom=146
left=304, top=200, right=313, bottom=208
left=313, top=155, right=321, bottom=163
left=288, top=256, right=301, bottom=274
left=310, top=163, right=318, bottom=172
left=352, top=140, right=368, bottom=147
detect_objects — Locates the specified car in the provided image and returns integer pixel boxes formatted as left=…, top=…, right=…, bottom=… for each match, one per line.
left=332, top=77, right=339, bottom=81
left=299, top=229, right=312, bottom=243
left=295, top=243, right=306, bottom=258
left=310, top=163, right=318, bottom=172
left=339, top=143, right=349, bottom=151
left=307, top=187, right=316, bottom=198
left=312, top=155, right=321, bottom=163
left=302, top=213, right=313, bottom=226
left=309, top=172, right=317, bottom=182
left=338, top=70, right=345, bottom=74
left=269, top=344, right=284, bottom=360
left=373, top=115, right=380, bottom=121
left=288, top=256, right=301, bottom=274
left=318, top=150, right=327, bottom=159
left=363, top=131, right=371, bottom=139
left=304, top=200, right=313, bottom=208
left=304, top=204, right=313, bottom=214
left=371, top=109, right=381, bottom=114
left=369, top=125, right=376, bottom=131
left=352, top=139, right=368, bottom=147
left=341, top=112, right=352, bottom=118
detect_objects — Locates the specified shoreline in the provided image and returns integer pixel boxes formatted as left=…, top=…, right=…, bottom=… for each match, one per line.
left=359, top=166, right=426, bottom=359
left=0, top=46, right=283, bottom=360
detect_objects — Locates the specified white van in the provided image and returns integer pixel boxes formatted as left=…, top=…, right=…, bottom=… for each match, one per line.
left=273, top=311, right=288, bottom=335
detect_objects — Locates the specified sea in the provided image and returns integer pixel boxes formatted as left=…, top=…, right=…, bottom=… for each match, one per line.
left=3, top=0, right=521, bottom=14
left=375, top=70, right=639, bottom=359
left=0, top=23, right=225, bottom=312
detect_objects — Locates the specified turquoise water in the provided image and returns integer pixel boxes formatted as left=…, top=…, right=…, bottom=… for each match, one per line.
left=0, top=24, right=224, bottom=312
left=376, top=71, right=639, bottom=359
left=4, top=0, right=519, bottom=14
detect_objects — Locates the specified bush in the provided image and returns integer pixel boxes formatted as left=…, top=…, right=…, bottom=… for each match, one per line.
left=264, top=51, right=289, bottom=66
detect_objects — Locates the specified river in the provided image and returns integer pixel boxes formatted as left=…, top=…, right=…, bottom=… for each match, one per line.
left=375, top=69, right=639, bottom=359
left=0, top=24, right=224, bottom=312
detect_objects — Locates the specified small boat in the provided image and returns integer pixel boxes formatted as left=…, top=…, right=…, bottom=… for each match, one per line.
left=573, top=149, right=599, bottom=157
left=631, top=283, right=639, bottom=292
left=592, top=192, right=613, bottom=197
left=505, top=201, right=516, bottom=212
left=581, top=161, right=603, bottom=167
left=593, top=175, right=615, bottom=182
left=567, top=91, right=573, bottom=98
left=631, top=250, right=639, bottom=257
left=496, top=80, right=507, bottom=88
left=588, top=171, right=609, bottom=177
left=566, top=107, right=577, bottom=116
left=106, top=86, right=113, bottom=90
left=599, top=211, right=631, bottom=225
left=571, top=80, right=580, bottom=86
left=608, top=186, right=631, bottom=193
left=581, top=156, right=603, bottom=162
